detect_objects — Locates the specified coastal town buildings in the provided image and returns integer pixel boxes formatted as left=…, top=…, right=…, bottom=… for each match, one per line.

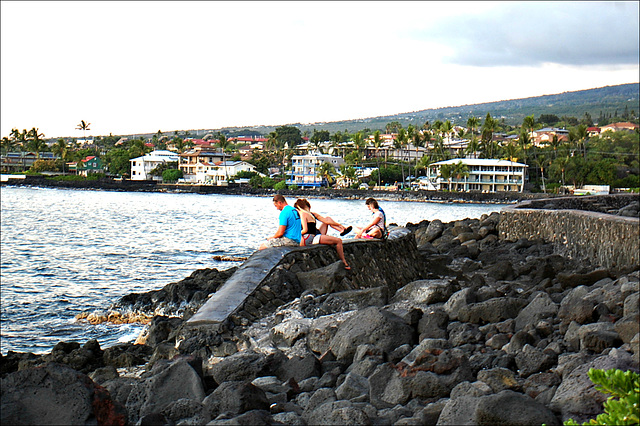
left=194, top=160, right=258, bottom=184
left=287, top=152, right=345, bottom=187
left=178, top=147, right=230, bottom=178
left=130, top=150, right=179, bottom=181
left=427, top=158, right=528, bottom=192
left=1, top=152, right=58, bottom=172
left=69, top=155, right=104, bottom=176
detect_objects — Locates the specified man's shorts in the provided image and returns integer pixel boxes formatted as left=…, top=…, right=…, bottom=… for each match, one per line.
left=263, top=237, right=299, bottom=248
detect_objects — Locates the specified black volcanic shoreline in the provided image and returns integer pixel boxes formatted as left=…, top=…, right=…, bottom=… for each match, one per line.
left=1, top=175, right=556, bottom=204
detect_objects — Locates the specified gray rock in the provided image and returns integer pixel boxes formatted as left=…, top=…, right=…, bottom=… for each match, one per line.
left=477, top=367, right=521, bottom=393
left=614, top=314, right=640, bottom=344
left=577, top=322, right=621, bottom=353
left=475, top=390, right=560, bottom=425
left=328, top=307, right=414, bottom=363
left=203, top=380, right=269, bottom=418
left=306, top=400, right=370, bottom=425
left=392, top=279, right=454, bottom=305
left=515, top=344, right=557, bottom=378
left=558, top=286, right=595, bottom=325
left=422, top=219, right=445, bottom=243
left=208, top=350, right=270, bottom=384
left=335, top=372, right=370, bottom=401
left=514, top=292, right=558, bottom=331
left=368, top=363, right=411, bottom=409
left=418, top=308, right=449, bottom=340
left=457, top=297, right=526, bottom=324
left=296, top=261, right=348, bottom=295
left=272, top=411, right=306, bottom=425
left=303, top=387, right=337, bottom=415
left=270, top=318, right=312, bottom=348
left=307, top=313, right=347, bottom=355
left=161, top=397, right=210, bottom=424
left=624, top=292, right=639, bottom=317
left=1, top=363, right=127, bottom=426
left=126, top=359, right=206, bottom=423
left=550, top=348, right=639, bottom=423
left=449, top=380, right=492, bottom=399
left=275, top=354, right=321, bottom=383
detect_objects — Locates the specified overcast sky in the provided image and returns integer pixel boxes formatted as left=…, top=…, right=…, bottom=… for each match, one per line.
left=1, top=1, right=638, bottom=139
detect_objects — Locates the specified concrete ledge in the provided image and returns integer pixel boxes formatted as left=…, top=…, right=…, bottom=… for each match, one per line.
left=499, top=195, right=639, bottom=269
left=186, top=227, right=419, bottom=327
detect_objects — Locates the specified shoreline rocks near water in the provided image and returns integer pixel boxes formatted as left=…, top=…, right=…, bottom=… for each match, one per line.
left=2, top=201, right=640, bottom=425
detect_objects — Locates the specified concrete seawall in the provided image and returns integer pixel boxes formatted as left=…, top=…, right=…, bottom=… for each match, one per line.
left=186, top=227, right=423, bottom=328
left=499, top=194, right=639, bottom=270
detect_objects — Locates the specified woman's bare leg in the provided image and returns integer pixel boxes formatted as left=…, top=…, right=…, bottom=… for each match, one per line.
left=318, top=235, right=349, bottom=268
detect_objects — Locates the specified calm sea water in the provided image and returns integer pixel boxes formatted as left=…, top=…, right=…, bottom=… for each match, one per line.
left=0, top=186, right=509, bottom=355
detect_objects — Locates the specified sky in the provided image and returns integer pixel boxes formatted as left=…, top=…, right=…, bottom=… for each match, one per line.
left=1, top=1, right=638, bottom=139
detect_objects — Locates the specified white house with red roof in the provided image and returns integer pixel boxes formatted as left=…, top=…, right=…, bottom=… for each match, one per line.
left=194, top=160, right=258, bottom=184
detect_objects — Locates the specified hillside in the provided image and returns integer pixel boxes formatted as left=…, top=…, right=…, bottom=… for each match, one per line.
left=130, top=83, right=639, bottom=138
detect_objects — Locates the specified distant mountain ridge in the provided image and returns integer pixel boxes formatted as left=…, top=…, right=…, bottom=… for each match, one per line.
left=127, top=83, right=639, bottom=138
left=302, top=83, right=639, bottom=133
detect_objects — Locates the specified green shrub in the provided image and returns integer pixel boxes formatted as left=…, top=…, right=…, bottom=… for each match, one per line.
left=288, top=184, right=299, bottom=190
left=563, top=368, right=639, bottom=426
left=274, top=180, right=287, bottom=190
left=162, top=169, right=183, bottom=183
left=249, top=175, right=263, bottom=188
left=262, top=177, right=275, bottom=189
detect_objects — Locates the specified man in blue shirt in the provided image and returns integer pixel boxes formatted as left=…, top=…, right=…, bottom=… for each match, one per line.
left=259, top=194, right=302, bottom=250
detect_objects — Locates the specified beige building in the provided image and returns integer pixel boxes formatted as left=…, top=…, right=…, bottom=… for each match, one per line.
left=427, top=158, right=528, bottom=192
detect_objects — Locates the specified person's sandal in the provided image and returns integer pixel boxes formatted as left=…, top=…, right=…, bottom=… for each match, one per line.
left=340, top=226, right=352, bottom=236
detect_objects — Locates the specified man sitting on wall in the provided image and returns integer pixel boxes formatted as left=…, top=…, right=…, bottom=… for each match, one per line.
left=258, top=194, right=302, bottom=249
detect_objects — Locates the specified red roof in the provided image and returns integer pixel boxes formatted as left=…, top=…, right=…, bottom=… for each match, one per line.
left=82, top=156, right=96, bottom=163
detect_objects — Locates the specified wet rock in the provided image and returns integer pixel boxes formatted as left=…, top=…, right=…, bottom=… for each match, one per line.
left=1, top=363, right=127, bottom=426
left=103, top=342, right=154, bottom=368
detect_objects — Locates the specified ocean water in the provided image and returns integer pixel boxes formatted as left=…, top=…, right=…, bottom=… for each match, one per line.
left=0, top=186, right=509, bottom=355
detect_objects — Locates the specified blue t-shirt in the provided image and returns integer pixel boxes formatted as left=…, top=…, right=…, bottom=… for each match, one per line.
left=279, top=205, right=301, bottom=243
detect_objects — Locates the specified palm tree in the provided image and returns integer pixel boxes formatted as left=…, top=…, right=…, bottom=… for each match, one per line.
left=394, top=128, right=408, bottom=188
left=76, top=120, right=91, bottom=143
left=481, top=113, right=497, bottom=158
left=452, top=161, right=470, bottom=191
left=441, top=120, right=453, bottom=143
left=439, top=163, right=453, bottom=191
left=519, top=130, right=531, bottom=165
left=25, top=128, right=47, bottom=158
left=316, top=161, right=335, bottom=187
left=52, top=138, right=69, bottom=173
left=372, top=130, right=383, bottom=187
left=533, top=153, right=549, bottom=193
left=576, top=124, right=588, bottom=159
left=217, top=133, right=231, bottom=182
left=502, top=141, right=518, bottom=189
left=466, top=116, right=480, bottom=158
left=412, top=131, right=424, bottom=180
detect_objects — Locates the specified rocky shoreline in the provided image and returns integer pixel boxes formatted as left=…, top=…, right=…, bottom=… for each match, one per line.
left=2, top=205, right=639, bottom=425
left=1, top=175, right=556, bottom=204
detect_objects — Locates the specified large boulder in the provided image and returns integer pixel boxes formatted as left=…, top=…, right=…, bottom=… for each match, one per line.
left=202, top=380, right=269, bottom=418
left=328, top=307, right=414, bottom=363
left=1, top=363, right=127, bottom=426
left=437, top=390, right=560, bottom=425
left=296, top=261, right=348, bottom=295
left=125, top=358, right=206, bottom=423
left=550, top=348, right=639, bottom=423
left=514, top=292, right=558, bottom=331
left=391, top=279, right=454, bottom=305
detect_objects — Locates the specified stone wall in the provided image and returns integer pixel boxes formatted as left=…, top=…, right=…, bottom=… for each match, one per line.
left=499, top=194, right=640, bottom=270
left=186, top=227, right=424, bottom=330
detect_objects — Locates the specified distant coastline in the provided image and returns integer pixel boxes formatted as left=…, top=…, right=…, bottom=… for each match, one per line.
left=1, top=175, right=555, bottom=204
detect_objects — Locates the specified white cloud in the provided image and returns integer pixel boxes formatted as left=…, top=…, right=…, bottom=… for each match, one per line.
left=1, top=1, right=638, bottom=138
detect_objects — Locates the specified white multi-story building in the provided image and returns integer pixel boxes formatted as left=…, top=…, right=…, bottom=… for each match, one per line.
left=287, top=152, right=345, bottom=187
left=130, top=150, right=179, bottom=181
left=427, top=158, right=528, bottom=192
left=194, top=160, right=258, bottom=185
